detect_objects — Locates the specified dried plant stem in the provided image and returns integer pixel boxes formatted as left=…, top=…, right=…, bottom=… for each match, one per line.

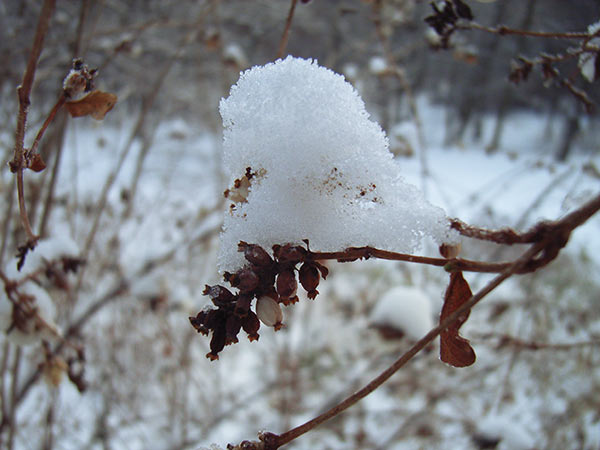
left=308, top=192, right=600, bottom=275
left=28, top=95, right=66, bottom=157
left=10, top=0, right=57, bottom=245
left=464, top=22, right=592, bottom=40
left=475, top=333, right=600, bottom=351
left=6, top=347, right=21, bottom=450
left=277, top=0, right=298, bottom=59
left=0, top=219, right=221, bottom=433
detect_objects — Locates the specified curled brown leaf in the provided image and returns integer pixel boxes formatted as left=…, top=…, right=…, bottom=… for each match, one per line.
left=440, top=271, right=476, bottom=367
left=65, top=90, right=117, bottom=120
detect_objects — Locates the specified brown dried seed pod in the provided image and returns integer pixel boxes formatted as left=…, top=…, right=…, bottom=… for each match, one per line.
left=256, top=296, right=283, bottom=328
left=239, top=241, right=273, bottom=267
left=203, top=285, right=234, bottom=307
left=225, top=315, right=242, bottom=345
left=189, top=312, right=209, bottom=335
left=272, top=244, right=306, bottom=264
left=236, top=268, right=260, bottom=293
left=207, top=324, right=226, bottom=360
left=234, top=294, right=252, bottom=317
left=276, top=269, right=297, bottom=299
left=299, top=263, right=319, bottom=292
left=242, top=311, right=260, bottom=341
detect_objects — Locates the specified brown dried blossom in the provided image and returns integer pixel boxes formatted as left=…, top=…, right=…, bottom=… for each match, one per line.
left=190, top=241, right=326, bottom=359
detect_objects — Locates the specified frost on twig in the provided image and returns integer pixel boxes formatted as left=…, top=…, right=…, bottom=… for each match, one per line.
left=218, top=56, right=455, bottom=273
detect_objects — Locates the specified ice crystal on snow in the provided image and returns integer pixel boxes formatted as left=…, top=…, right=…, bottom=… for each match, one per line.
left=218, top=56, right=454, bottom=271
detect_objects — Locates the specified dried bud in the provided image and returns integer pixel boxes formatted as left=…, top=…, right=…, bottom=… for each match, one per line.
left=234, top=294, right=252, bottom=317
left=189, top=313, right=209, bottom=335
left=242, top=311, right=260, bottom=341
left=207, top=324, right=226, bottom=360
left=256, top=296, right=283, bottom=329
left=203, top=285, right=234, bottom=307
left=299, top=263, right=320, bottom=299
left=452, top=0, right=473, bottom=20
left=190, top=308, right=222, bottom=335
left=225, top=315, right=242, bottom=345
left=239, top=241, right=273, bottom=267
left=63, top=58, right=97, bottom=98
left=276, top=269, right=297, bottom=299
left=236, top=268, right=260, bottom=293
left=273, top=243, right=306, bottom=264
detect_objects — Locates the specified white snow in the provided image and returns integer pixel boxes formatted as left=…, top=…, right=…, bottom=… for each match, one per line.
left=369, top=285, right=434, bottom=340
left=368, top=56, right=388, bottom=75
left=218, top=57, right=455, bottom=271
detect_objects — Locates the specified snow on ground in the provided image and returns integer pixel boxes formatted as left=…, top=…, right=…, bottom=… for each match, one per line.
left=2, top=94, right=599, bottom=449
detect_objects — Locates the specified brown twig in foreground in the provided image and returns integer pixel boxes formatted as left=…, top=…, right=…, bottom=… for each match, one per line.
left=9, top=0, right=57, bottom=246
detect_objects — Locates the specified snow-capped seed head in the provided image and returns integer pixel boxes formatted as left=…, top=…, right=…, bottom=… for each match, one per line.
left=62, top=58, right=97, bottom=99
left=276, top=269, right=297, bottom=299
left=203, top=285, right=234, bottom=307
left=238, top=241, right=273, bottom=267
left=299, top=262, right=320, bottom=299
left=256, top=296, right=283, bottom=328
left=242, top=311, right=260, bottom=341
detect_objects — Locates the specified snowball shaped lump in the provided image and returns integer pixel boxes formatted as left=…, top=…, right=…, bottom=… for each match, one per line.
left=218, top=56, right=454, bottom=271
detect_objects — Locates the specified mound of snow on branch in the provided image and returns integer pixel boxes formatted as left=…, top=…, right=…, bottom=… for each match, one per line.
left=218, top=56, right=455, bottom=271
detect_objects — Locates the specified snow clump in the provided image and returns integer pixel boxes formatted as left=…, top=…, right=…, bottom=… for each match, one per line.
left=218, top=56, right=455, bottom=272
left=369, top=286, right=434, bottom=340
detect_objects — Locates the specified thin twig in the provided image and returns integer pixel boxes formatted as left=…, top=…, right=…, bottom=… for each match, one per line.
left=464, top=22, right=591, bottom=40
left=28, top=95, right=66, bottom=157
left=474, top=333, right=600, bottom=351
left=10, top=0, right=57, bottom=244
left=277, top=0, right=298, bottom=59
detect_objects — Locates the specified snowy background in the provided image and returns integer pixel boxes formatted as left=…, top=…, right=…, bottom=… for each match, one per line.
left=1, top=1, right=599, bottom=449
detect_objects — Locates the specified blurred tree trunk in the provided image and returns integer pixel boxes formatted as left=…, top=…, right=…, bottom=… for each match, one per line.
left=556, top=114, right=579, bottom=161
left=487, top=0, right=538, bottom=153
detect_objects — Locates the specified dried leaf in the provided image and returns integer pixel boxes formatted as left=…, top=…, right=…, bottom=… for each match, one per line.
left=440, top=271, right=476, bottom=367
left=65, top=90, right=117, bottom=120
left=29, top=153, right=46, bottom=172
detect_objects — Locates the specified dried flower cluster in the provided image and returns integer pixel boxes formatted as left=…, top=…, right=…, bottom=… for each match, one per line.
left=189, top=241, right=328, bottom=360
left=63, top=58, right=97, bottom=99
left=425, top=0, right=473, bottom=48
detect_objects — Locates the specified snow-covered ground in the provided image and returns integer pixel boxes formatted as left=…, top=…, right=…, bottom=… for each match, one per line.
left=1, top=90, right=599, bottom=449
